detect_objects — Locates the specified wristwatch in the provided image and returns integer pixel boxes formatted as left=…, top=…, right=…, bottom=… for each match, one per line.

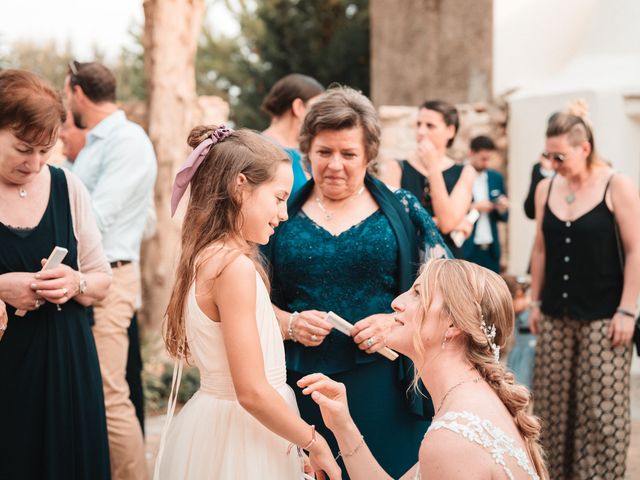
left=79, top=276, right=88, bottom=295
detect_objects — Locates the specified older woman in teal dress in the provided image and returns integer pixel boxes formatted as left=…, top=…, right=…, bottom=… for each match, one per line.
left=263, top=86, right=450, bottom=478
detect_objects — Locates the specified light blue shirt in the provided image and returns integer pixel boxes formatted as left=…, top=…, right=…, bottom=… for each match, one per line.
left=72, top=110, right=157, bottom=263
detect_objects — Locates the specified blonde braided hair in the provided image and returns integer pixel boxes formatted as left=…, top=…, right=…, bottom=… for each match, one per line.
left=412, top=259, right=549, bottom=479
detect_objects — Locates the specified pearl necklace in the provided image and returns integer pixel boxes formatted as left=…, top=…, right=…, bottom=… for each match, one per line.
left=315, top=186, right=365, bottom=221
left=19, top=188, right=27, bottom=198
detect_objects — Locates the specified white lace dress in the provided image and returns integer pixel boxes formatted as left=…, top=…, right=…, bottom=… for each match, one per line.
left=154, top=272, right=304, bottom=479
left=415, top=411, right=540, bottom=480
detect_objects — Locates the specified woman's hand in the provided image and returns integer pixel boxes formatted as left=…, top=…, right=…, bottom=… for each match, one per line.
left=299, top=373, right=352, bottom=433
left=291, top=310, right=333, bottom=347
left=0, top=299, right=7, bottom=340
left=351, top=313, right=393, bottom=354
left=416, top=138, right=439, bottom=171
left=609, top=312, right=636, bottom=347
left=0, top=272, right=42, bottom=311
left=32, top=259, right=81, bottom=305
left=529, top=305, right=541, bottom=335
left=307, top=433, right=342, bottom=480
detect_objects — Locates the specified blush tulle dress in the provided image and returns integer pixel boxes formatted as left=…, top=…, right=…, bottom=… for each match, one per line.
left=154, top=270, right=304, bottom=479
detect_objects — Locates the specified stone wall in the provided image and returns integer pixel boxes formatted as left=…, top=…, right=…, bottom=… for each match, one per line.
left=378, top=100, right=507, bottom=169
left=370, top=0, right=493, bottom=106
left=377, top=99, right=512, bottom=270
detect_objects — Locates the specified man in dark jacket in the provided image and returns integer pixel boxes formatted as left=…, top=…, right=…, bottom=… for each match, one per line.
left=463, top=136, right=508, bottom=272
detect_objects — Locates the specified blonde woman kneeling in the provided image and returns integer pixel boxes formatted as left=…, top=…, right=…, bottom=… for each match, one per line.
left=299, top=259, right=548, bottom=480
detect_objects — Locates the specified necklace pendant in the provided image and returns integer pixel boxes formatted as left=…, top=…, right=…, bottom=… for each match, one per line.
left=19, top=188, right=27, bottom=198
left=565, top=192, right=576, bottom=204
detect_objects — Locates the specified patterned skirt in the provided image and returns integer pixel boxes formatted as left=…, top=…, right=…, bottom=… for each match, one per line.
left=533, top=315, right=632, bottom=479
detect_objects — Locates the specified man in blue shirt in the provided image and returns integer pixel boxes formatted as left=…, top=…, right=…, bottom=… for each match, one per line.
left=59, top=110, right=147, bottom=438
left=462, top=136, right=509, bottom=273
left=65, top=61, right=156, bottom=480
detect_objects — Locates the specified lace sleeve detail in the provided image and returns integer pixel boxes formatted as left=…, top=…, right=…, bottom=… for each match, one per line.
left=392, top=188, right=452, bottom=261
left=427, top=411, right=540, bottom=480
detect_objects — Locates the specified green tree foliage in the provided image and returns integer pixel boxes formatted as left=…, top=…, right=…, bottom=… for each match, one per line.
left=197, top=0, right=370, bottom=129
left=1, top=40, right=74, bottom=90
left=0, top=26, right=145, bottom=102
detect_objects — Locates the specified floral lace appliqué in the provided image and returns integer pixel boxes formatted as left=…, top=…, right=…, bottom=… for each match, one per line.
left=415, top=411, right=540, bottom=480
left=392, top=188, right=451, bottom=260
left=415, top=411, right=539, bottom=480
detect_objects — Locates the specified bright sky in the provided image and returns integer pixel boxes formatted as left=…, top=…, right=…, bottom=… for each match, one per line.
left=0, top=0, right=238, bottom=61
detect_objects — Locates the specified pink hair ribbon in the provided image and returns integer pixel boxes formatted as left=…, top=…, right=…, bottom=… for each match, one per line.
left=170, top=126, right=233, bottom=216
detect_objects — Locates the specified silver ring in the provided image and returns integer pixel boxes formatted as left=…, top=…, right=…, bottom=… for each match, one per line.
left=366, top=337, right=375, bottom=348
left=34, top=299, right=40, bottom=309
left=62, top=287, right=68, bottom=296
left=311, top=334, right=318, bottom=342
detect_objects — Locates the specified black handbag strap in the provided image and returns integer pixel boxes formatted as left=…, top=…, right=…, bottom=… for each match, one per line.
left=608, top=174, right=625, bottom=270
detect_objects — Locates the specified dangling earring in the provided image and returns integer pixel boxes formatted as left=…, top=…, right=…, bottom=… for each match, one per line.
left=441, top=335, right=449, bottom=350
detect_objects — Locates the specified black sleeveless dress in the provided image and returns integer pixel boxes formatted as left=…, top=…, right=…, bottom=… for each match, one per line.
left=0, top=166, right=110, bottom=480
left=400, top=160, right=464, bottom=257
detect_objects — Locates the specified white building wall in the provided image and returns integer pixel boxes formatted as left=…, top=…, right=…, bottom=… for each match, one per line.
left=496, top=0, right=640, bottom=274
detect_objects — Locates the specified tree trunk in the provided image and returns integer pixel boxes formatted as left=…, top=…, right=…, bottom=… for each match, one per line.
left=140, top=0, right=206, bottom=334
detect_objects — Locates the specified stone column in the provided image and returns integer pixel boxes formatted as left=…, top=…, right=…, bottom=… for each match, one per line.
left=370, top=0, right=493, bottom=106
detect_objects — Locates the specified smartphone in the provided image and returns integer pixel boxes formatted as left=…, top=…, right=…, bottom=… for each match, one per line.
left=15, top=246, right=69, bottom=317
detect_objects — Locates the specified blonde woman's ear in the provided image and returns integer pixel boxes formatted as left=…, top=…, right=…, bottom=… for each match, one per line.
left=447, top=325, right=465, bottom=340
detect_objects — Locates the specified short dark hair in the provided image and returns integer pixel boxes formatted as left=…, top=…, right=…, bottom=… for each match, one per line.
left=419, top=99, right=459, bottom=147
left=0, top=69, right=65, bottom=146
left=68, top=61, right=116, bottom=103
left=261, top=74, right=324, bottom=117
left=470, top=135, right=497, bottom=152
left=299, top=86, right=381, bottom=163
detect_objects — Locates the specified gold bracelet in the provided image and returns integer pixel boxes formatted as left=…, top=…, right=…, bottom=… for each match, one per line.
left=336, top=435, right=365, bottom=459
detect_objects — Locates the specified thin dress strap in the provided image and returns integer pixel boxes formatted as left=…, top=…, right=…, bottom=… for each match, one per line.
left=544, top=174, right=557, bottom=208
left=153, top=355, right=183, bottom=479
left=602, top=172, right=616, bottom=201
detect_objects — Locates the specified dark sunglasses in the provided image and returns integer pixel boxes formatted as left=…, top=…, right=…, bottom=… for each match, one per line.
left=541, top=151, right=566, bottom=163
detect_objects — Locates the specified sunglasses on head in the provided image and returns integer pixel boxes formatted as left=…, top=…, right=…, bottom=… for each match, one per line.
left=541, top=151, right=566, bottom=163
left=68, top=60, right=80, bottom=76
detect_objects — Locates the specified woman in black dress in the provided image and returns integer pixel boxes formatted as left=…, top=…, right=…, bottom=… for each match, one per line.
left=0, top=70, right=112, bottom=480
left=381, top=100, right=476, bottom=257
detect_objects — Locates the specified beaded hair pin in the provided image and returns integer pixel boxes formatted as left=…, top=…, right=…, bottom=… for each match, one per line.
left=480, top=315, right=500, bottom=363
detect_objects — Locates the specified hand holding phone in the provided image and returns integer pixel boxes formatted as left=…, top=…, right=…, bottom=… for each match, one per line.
left=15, top=246, right=68, bottom=317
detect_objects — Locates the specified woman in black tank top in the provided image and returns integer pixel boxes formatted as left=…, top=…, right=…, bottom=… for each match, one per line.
left=379, top=100, right=475, bottom=257
left=528, top=109, right=640, bottom=479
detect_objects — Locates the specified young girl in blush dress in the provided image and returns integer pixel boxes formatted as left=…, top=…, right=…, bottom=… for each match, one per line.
left=154, top=125, right=340, bottom=480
